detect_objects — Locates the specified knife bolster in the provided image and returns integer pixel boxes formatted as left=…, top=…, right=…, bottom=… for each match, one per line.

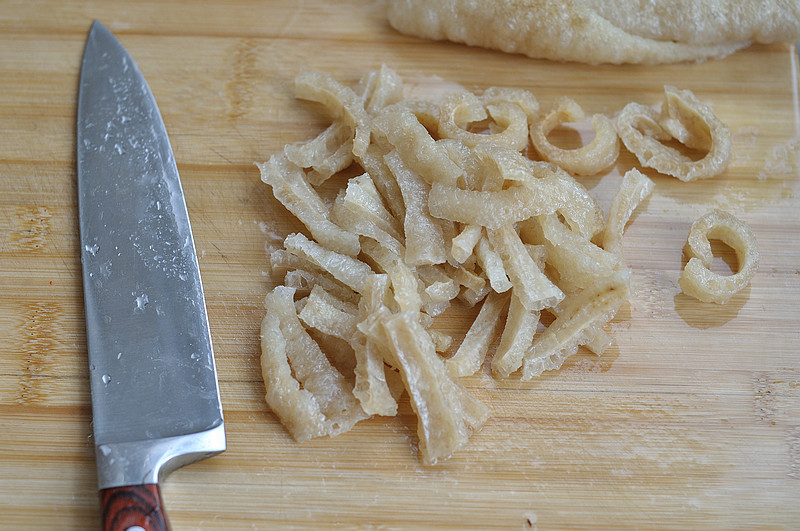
left=94, top=422, right=225, bottom=490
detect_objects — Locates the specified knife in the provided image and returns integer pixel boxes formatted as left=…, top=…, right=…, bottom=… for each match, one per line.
left=77, top=21, right=225, bottom=531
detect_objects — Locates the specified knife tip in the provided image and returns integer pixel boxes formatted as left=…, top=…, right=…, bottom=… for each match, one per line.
left=89, top=19, right=108, bottom=36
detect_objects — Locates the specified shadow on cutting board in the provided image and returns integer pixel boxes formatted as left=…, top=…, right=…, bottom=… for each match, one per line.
left=673, top=286, right=749, bottom=329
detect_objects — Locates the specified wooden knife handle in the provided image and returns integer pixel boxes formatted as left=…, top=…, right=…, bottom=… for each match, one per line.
left=100, top=483, right=170, bottom=531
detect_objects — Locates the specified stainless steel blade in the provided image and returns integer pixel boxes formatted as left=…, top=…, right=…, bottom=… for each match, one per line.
left=77, top=21, right=224, bottom=490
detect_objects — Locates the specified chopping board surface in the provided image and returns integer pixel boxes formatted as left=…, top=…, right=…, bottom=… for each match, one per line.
left=2, top=2, right=799, bottom=529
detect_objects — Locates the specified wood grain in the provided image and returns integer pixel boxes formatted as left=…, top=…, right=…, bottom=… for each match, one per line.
left=100, top=484, right=169, bottom=531
left=1, top=1, right=799, bottom=529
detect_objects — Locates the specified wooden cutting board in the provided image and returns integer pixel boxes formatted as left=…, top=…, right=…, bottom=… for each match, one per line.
left=2, top=2, right=799, bottom=528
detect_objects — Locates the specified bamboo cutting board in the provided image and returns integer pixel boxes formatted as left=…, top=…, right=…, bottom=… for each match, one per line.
left=1, top=1, right=799, bottom=529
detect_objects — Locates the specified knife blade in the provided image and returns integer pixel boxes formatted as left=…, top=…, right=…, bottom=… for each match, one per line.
left=77, top=20, right=225, bottom=531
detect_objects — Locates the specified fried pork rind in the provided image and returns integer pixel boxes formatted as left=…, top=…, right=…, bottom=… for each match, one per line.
left=617, top=86, right=732, bottom=182
left=283, top=232, right=373, bottom=294
left=446, top=290, right=510, bottom=377
left=386, top=0, right=800, bottom=65
left=522, top=269, right=631, bottom=379
left=489, top=224, right=564, bottom=311
left=257, top=155, right=360, bottom=256
left=603, top=168, right=655, bottom=261
left=283, top=122, right=353, bottom=186
left=360, top=239, right=424, bottom=314
left=545, top=167, right=607, bottom=240
left=438, top=89, right=534, bottom=150
left=380, top=310, right=488, bottom=465
left=530, top=96, right=619, bottom=176
left=475, top=235, right=513, bottom=293
left=384, top=151, right=449, bottom=266
left=356, top=144, right=407, bottom=221
left=298, top=285, right=359, bottom=342
left=418, top=267, right=460, bottom=317
left=586, top=0, right=800, bottom=47
left=283, top=268, right=361, bottom=307
left=501, top=156, right=606, bottom=240
left=491, top=293, right=540, bottom=378
left=428, top=182, right=551, bottom=229
left=357, top=63, right=404, bottom=115
left=481, top=87, right=540, bottom=121
left=352, top=275, right=401, bottom=417
left=331, top=172, right=405, bottom=258
left=450, top=224, right=482, bottom=264
left=294, top=70, right=372, bottom=158
left=428, top=145, right=604, bottom=235
left=678, top=209, right=759, bottom=304
left=284, top=66, right=403, bottom=187
left=373, top=103, right=463, bottom=187
left=261, top=286, right=367, bottom=441
left=257, top=66, right=680, bottom=465
left=521, top=213, right=620, bottom=292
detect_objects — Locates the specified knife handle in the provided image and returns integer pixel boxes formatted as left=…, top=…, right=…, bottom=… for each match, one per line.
left=100, top=484, right=170, bottom=531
